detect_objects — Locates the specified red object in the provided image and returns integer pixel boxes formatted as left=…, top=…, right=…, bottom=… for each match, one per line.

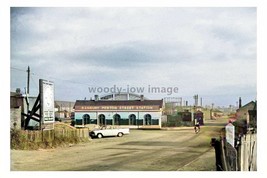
left=228, top=117, right=236, bottom=123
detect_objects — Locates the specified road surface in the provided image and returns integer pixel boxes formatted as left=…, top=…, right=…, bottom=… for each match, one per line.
left=11, top=118, right=227, bottom=171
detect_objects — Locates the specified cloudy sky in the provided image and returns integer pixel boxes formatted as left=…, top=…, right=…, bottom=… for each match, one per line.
left=10, top=7, right=257, bottom=106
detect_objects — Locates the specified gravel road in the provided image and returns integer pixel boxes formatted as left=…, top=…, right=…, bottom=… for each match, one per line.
left=11, top=118, right=227, bottom=171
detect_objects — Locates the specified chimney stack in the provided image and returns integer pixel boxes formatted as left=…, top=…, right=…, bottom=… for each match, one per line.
left=94, top=95, right=99, bottom=101
left=239, top=97, right=242, bottom=108
left=140, top=95, right=144, bottom=101
left=193, top=94, right=198, bottom=106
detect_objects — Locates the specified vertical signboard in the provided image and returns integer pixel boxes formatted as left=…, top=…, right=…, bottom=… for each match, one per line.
left=40, top=79, right=55, bottom=129
left=225, top=123, right=235, bottom=147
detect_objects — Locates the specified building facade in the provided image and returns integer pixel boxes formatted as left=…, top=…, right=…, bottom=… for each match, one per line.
left=54, top=100, right=75, bottom=120
left=236, top=101, right=256, bottom=120
left=74, top=99, right=164, bottom=128
left=10, top=92, right=24, bottom=130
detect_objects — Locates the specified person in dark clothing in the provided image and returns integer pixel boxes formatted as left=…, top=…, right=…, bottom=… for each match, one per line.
left=194, top=117, right=200, bottom=133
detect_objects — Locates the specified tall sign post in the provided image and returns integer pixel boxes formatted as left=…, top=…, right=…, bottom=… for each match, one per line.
left=39, top=79, right=55, bottom=130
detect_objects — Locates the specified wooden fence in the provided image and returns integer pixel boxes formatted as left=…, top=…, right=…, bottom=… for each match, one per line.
left=213, top=132, right=257, bottom=171
left=238, top=133, right=257, bottom=171
left=20, top=128, right=90, bottom=143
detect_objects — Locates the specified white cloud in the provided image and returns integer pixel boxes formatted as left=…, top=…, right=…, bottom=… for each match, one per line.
left=11, top=7, right=256, bottom=106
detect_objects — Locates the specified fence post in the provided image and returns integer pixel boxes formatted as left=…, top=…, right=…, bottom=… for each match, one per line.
left=241, top=134, right=247, bottom=171
left=220, top=138, right=228, bottom=171
left=212, top=138, right=223, bottom=171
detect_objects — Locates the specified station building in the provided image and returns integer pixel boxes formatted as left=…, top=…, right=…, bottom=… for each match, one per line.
left=74, top=93, right=164, bottom=128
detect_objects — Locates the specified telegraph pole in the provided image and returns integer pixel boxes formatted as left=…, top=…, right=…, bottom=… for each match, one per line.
left=24, top=66, right=30, bottom=129
left=27, top=66, right=30, bottom=95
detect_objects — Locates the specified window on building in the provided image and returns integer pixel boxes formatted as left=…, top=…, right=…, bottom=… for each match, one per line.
left=99, top=114, right=106, bottom=126
left=113, top=114, right=121, bottom=125
left=82, top=114, right=90, bottom=125
left=144, top=114, right=152, bottom=125
left=129, top=114, right=136, bottom=125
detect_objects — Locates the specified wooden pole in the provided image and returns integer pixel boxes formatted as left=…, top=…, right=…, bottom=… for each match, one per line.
left=27, top=66, right=30, bottom=95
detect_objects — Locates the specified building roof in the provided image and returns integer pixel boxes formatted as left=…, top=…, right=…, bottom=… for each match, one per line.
left=55, top=100, right=75, bottom=108
left=236, top=101, right=256, bottom=112
left=99, top=93, right=148, bottom=100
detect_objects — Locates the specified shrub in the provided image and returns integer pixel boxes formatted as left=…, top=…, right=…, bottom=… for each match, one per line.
left=10, top=128, right=89, bottom=150
left=162, top=115, right=193, bottom=127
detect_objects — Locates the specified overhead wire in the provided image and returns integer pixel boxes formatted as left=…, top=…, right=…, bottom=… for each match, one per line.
left=11, top=66, right=100, bottom=87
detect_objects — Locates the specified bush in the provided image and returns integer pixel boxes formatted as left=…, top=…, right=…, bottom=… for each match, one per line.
left=162, top=115, right=193, bottom=127
left=11, top=129, right=29, bottom=149
left=10, top=128, right=89, bottom=150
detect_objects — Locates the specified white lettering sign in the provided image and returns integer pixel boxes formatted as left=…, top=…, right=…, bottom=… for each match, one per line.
left=40, top=79, right=55, bottom=124
left=225, top=123, right=235, bottom=147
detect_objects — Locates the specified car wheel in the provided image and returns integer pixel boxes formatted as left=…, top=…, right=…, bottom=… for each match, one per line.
left=117, top=132, right=123, bottom=137
left=97, top=133, right=103, bottom=138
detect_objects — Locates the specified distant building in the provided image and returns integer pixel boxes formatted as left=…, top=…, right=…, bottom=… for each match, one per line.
left=10, top=92, right=24, bottom=130
left=74, top=93, right=164, bottom=129
left=54, top=101, right=75, bottom=120
left=236, top=100, right=257, bottom=130
left=211, top=109, right=224, bottom=119
left=236, top=101, right=256, bottom=120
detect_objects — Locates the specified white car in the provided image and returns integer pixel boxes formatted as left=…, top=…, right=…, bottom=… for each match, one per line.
left=89, top=126, right=130, bottom=138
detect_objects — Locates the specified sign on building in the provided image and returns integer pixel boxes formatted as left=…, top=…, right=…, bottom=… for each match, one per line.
left=225, top=123, right=235, bottom=147
left=40, top=79, right=55, bottom=126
